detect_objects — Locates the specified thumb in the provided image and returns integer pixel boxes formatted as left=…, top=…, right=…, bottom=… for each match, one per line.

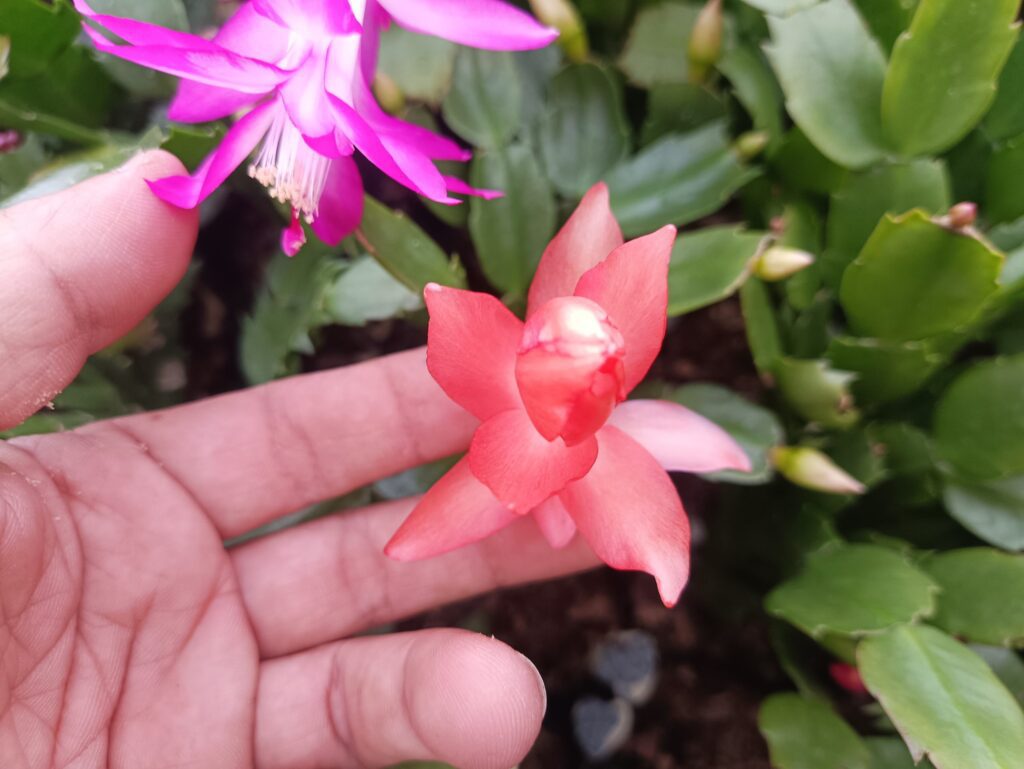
left=0, top=150, right=198, bottom=430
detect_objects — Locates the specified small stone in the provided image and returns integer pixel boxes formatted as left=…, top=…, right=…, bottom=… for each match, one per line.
left=572, top=696, right=635, bottom=760
left=591, top=630, right=660, bottom=705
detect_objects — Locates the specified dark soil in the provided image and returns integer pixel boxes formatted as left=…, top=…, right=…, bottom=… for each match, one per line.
left=186, top=189, right=780, bottom=768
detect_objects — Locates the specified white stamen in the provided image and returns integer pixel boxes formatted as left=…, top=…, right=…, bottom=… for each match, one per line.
left=248, top=111, right=331, bottom=223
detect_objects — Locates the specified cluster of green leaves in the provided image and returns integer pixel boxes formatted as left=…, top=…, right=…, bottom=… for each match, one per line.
left=4, top=0, right=1024, bottom=766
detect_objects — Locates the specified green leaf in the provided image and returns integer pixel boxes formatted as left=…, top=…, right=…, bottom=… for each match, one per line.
left=607, top=122, right=759, bottom=238
left=973, top=646, right=1024, bottom=706
left=377, top=26, right=456, bottom=106
left=865, top=737, right=935, bottom=769
left=985, top=38, right=1024, bottom=141
left=718, top=44, right=785, bottom=143
left=758, top=693, right=872, bottom=769
left=775, top=358, right=860, bottom=428
left=986, top=134, right=1024, bottom=225
left=469, top=143, right=556, bottom=297
left=881, top=0, right=1019, bottom=157
left=934, top=355, right=1024, bottom=481
left=924, top=548, right=1024, bottom=647
left=742, top=0, right=822, bottom=13
left=766, top=543, right=937, bottom=637
left=668, top=226, right=767, bottom=316
left=853, top=0, right=918, bottom=52
left=617, top=2, right=698, bottom=87
left=442, top=48, right=522, bottom=148
left=740, top=277, right=784, bottom=375
left=536, top=63, right=629, bottom=198
left=670, top=383, right=784, bottom=485
left=0, top=132, right=47, bottom=199
left=639, top=83, right=726, bottom=146
left=768, top=127, right=848, bottom=196
left=858, top=624, right=1024, bottom=769
left=943, top=476, right=1024, bottom=551
left=358, top=196, right=466, bottom=293
left=0, top=0, right=79, bottom=77
left=839, top=210, right=1002, bottom=341
left=826, top=337, right=944, bottom=405
left=240, top=245, right=336, bottom=385
left=325, top=257, right=423, bottom=327
left=765, top=0, right=888, bottom=168
left=822, top=159, right=951, bottom=291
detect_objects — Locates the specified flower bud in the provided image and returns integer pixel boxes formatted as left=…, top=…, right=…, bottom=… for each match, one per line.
left=771, top=446, right=866, bottom=495
left=735, top=130, right=770, bottom=161
left=688, top=0, right=723, bottom=83
left=946, top=202, right=978, bottom=230
left=829, top=662, right=868, bottom=695
left=516, top=296, right=626, bottom=446
left=372, top=72, right=406, bottom=116
left=529, top=0, right=589, bottom=62
left=755, top=245, right=816, bottom=282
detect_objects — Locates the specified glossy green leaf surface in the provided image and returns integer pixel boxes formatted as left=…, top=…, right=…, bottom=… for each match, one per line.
left=758, top=693, right=871, bottom=769
left=766, top=544, right=936, bottom=637
left=668, top=226, right=766, bottom=316
left=775, top=358, right=860, bottom=428
left=881, top=0, right=1019, bottom=156
left=617, top=2, right=698, bottom=87
left=377, top=27, right=456, bottom=106
left=840, top=211, right=1002, bottom=341
left=826, top=337, right=943, bottom=405
left=943, top=476, right=1024, bottom=552
left=765, top=0, right=887, bottom=168
left=442, top=49, right=522, bottom=148
left=859, top=624, right=1024, bottom=769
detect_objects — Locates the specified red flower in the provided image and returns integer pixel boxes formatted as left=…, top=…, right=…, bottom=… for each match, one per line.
left=385, top=184, right=751, bottom=606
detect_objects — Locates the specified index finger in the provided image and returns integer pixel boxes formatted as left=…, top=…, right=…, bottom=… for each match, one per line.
left=98, top=347, right=477, bottom=538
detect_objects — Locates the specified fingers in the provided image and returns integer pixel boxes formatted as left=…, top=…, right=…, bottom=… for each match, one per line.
left=112, top=347, right=477, bottom=538
left=232, top=496, right=598, bottom=658
left=0, top=151, right=198, bottom=430
left=255, top=629, right=546, bottom=769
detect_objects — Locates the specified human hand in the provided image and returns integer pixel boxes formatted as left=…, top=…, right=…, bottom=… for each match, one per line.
left=0, top=152, right=597, bottom=769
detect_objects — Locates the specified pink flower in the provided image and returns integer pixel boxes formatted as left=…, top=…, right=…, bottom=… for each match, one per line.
left=386, top=184, right=752, bottom=606
left=74, top=0, right=555, bottom=254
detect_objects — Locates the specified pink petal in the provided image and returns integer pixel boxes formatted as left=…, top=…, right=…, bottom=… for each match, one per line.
left=251, top=0, right=361, bottom=37
left=574, top=226, right=676, bottom=394
left=608, top=400, right=752, bottom=474
left=80, top=25, right=290, bottom=93
left=561, top=426, right=690, bottom=607
left=532, top=497, right=577, bottom=549
left=445, top=175, right=502, bottom=200
left=280, top=44, right=335, bottom=139
left=281, top=212, right=306, bottom=256
left=469, top=409, right=598, bottom=513
left=515, top=296, right=626, bottom=445
left=75, top=0, right=220, bottom=49
left=148, top=100, right=277, bottom=208
left=311, top=156, right=364, bottom=245
left=385, top=457, right=517, bottom=560
left=424, top=283, right=524, bottom=421
left=168, top=82, right=259, bottom=123
left=527, top=183, right=624, bottom=317
left=377, top=0, right=557, bottom=50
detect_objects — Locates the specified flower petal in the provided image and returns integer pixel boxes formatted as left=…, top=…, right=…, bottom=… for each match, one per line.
left=561, top=426, right=690, bottom=607
left=148, top=100, right=277, bottom=208
left=608, top=400, right=752, bottom=474
left=251, top=0, right=361, bottom=37
left=377, top=0, right=557, bottom=50
left=424, top=283, right=524, bottom=421
left=532, top=497, right=577, bottom=549
left=384, top=457, right=517, bottom=560
left=444, top=175, right=501, bottom=200
left=281, top=213, right=306, bottom=256
left=311, top=156, right=364, bottom=245
left=527, top=183, right=624, bottom=317
left=168, top=82, right=259, bottom=123
left=469, top=409, right=598, bottom=513
left=574, top=225, right=676, bottom=393
left=280, top=44, right=335, bottom=138
left=80, top=24, right=290, bottom=93
left=74, top=0, right=219, bottom=49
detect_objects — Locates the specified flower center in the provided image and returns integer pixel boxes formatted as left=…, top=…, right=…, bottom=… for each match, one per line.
left=248, top=111, right=332, bottom=223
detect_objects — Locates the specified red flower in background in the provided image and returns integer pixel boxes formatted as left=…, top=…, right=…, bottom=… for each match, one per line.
left=386, top=184, right=751, bottom=606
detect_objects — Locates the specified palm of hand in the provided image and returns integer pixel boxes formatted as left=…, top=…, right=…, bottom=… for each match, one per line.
left=0, top=153, right=596, bottom=769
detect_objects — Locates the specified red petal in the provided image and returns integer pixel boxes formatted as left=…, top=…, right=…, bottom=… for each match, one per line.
left=532, top=497, right=577, bottom=549
left=385, top=458, right=517, bottom=560
left=527, top=183, right=624, bottom=317
left=469, top=409, right=598, bottom=513
left=424, top=284, right=524, bottom=421
left=561, top=426, right=690, bottom=607
left=574, top=226, right=676, bottom=393
left=608, top=400, right=752, bottom=474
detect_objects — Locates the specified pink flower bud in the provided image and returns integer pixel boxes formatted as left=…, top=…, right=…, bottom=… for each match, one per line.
left=829, top=662, right=868, bottom=695
left=516, top=296, right=627, bottom=446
